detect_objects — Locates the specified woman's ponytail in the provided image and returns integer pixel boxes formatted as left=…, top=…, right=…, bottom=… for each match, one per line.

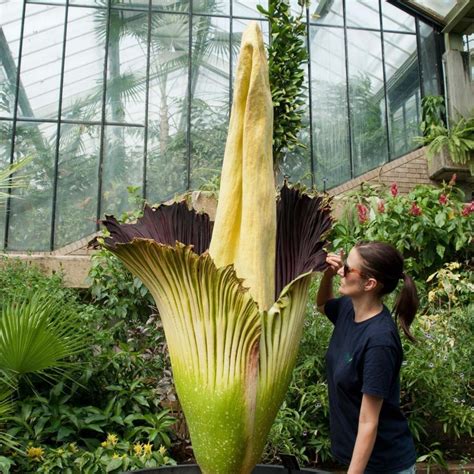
left=393, top=273, right=419, bottom=343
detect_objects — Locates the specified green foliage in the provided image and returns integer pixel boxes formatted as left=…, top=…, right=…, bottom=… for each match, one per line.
left=330, top=180, right=473, bottom=280
left=414, top=96, right=474, bottom=173
left=257, top=0, right=309, bottom=172
left=5, top=437, right=175, bottom=473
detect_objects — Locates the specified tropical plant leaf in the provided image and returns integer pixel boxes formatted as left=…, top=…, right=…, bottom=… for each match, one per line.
left=0, top=292, right=88, bottom=380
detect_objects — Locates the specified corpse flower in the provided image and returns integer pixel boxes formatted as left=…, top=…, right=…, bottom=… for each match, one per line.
left=91, top=23, right=332, bottom=474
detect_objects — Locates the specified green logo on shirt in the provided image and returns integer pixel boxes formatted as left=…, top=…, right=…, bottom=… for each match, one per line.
left=344, top=352, right=353, bottom=364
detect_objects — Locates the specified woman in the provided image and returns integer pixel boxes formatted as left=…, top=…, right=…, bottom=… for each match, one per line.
left=316, top=240, right=418, bottom=474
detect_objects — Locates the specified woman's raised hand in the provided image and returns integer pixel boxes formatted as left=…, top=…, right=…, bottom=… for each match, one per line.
left=325, top=249, right=344, bottom=277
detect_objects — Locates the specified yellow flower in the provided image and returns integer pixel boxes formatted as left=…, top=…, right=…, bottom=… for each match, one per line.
left=133, top=443, right=143, bottom=456
left=26, top=446, right=44, bottom=461
left=101, top=441, right=108, bottom=448
left=158, top=445, right=167, bottom=456
left=448, top=262, right=461, bottom=270
left=143, top=442, right=153, bottom=455
left=107, top=433, right=118, bottom=446
left=112, top=453, right=120, bottom=459
left=428, top=290, right=436, bottom=303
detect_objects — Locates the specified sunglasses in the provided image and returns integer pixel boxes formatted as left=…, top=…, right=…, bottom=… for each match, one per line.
left=343, top=260, right=366, bottom=278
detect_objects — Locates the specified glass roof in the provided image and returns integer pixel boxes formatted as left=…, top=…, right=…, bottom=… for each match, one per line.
left=402, top=0, right=458, bottom=20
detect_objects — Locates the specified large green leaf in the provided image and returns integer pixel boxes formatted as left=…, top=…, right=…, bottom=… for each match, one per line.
left=0, top=292, right=87, bottom=379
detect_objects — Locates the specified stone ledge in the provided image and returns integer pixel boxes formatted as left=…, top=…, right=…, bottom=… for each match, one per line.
left=0, top=254, right=92, bottom=288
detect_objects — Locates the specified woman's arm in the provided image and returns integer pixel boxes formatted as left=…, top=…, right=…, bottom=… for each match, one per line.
left=347, top=394, right=384, bottom=474
left=316, top=251, right=343, bottom=314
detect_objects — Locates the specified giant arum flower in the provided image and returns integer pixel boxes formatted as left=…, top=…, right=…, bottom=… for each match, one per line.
left=91, top=22, right=332, bottom=474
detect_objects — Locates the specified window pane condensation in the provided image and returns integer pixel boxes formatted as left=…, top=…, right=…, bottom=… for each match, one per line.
left=347, top=29, right=388, bottom=177
left=8, top=122, right=55, bottom=251
left=61, top=7, right=106, bottom=122
left=310, top=26, right=350, bottom=190
left=106, top=9, right=148, bottom=125
left=1, top=0, right=22, bottom=119
left=146, top=12, right=189, bottom=204
left=190, top=16, right=230, bottom=190
left=54, top=124, right=100, bottom=248
left=17, top=4, right=65, bottom=121
left=384, top=32, right=421, bottom=158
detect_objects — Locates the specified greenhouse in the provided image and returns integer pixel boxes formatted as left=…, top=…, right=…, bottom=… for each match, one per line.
left=0, top=0, right=473, bottom=473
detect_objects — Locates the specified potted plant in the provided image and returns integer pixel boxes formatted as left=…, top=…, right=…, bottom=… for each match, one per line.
left=414, top=96, right=474, bottom=180
left=91, top=21, right=332, bottom=474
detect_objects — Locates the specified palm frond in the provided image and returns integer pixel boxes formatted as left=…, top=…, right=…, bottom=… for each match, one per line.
left=0, top=292, right=89, bottom=382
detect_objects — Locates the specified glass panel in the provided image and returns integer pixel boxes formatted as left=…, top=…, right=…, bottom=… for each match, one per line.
left=418, top=21, right=442, bottom=96
left=194, top=0, right=230, bottom=15
left=407, top=0, right=457, bottom=18
left=17, top=4, right=65, bottom=120
left=310, top=0, right=343, bottom=26
left=346, top=0, right=381, bottom=30
left=0, top=121, right=13, bottom=249
left=112, top=0, right=150, bottom=10
left=190, top=16, right=230, bottom=189
left=279, top=69, right=312, bottom=187
left=146, top=12, right=189, bottom=204
left=151, top=0, right=189, bottom=12
left=54, top=124, right=100, bottom=248
left=27, top=0, right=66, bottom=3
left=233, top=0, right=264, bottom=19
left=1, top=0, right=22, bottom=119
left=61, top=7, right=106, bottom=122
left=384, top=32, right=421, bottom=158
left=69, top=0, right=107, bottom=6
left=101, top=125, right=144, bottom=217
left=106, top=9, right=148, bottom=125
left=347, top=29, right=388, bottom=176
left=382, top=1, right=416, bottom=33
left=8, top=121, right=55, bottom=251
left=310, top=26, right=350, bottom=190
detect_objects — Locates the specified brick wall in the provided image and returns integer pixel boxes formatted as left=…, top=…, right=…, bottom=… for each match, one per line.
left=327, top=147, right=439, bottom=198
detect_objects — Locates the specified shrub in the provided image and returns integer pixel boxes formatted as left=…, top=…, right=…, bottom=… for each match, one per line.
left=330, top=178, right=473, bottom=280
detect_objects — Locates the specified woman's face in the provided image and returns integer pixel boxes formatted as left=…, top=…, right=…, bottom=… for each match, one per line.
left=337, top=248, right=369, bottom=296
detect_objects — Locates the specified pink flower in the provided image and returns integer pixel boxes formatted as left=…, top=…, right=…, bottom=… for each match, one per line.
left=439, top=194, right=448, bottom=205
left=356, top=203, right=369, bottom=223
left=390, top=183, right=398, bottom=197
left=461, top=201, right=474, bottom=216
left=410, top=202, right=422, bottom=216
left=449, top=173, right=457, bottom=186
left=377, top=200, right=385, bottom=213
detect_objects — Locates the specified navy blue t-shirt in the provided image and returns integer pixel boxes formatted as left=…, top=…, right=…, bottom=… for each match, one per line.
left=324, top=296, right=417, bottom=473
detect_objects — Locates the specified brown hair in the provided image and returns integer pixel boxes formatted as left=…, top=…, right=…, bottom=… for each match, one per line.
left=354, top=240, right=419, bottom=343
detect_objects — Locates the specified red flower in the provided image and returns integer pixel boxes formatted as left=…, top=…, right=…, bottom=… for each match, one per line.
left=390, top=183, right=398, bottom=197
left=461, top=201, right=474, bottom=216
left=439, top=194, right=448, bottom=205
left=410, top=202, right=422, bottom=216
left=356, top=203, right=369, bottom=223
left=377, top=200, right=385, bottom=213
left=449, top=173, right=457, bottom=186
